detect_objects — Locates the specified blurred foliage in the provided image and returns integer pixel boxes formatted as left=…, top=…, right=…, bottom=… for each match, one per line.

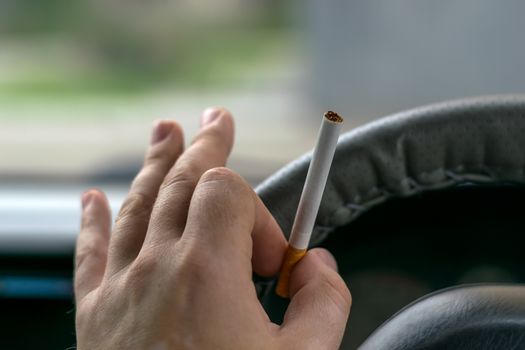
left=0, top=0, right=292, bottom=95
left=0, top=0, right=75, bottom=33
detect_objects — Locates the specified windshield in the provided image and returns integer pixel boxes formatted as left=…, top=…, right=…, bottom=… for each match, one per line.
left=0, top=2, right=317, bottom=185
left=1, top=2, right=524, bottom=185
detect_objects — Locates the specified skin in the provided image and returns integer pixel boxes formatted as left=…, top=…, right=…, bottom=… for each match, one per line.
left=75, top=107, right=352, bottom=350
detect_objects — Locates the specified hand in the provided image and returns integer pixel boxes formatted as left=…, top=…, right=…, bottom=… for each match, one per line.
left=75, top=108, right=351, bottom=350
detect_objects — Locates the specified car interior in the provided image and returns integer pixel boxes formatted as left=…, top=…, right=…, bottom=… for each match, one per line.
left=2, top=2, right=525, bottom=350
left=257, top=96, right=525, bottom=349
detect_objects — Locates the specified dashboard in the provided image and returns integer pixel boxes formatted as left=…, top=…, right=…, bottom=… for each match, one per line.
left=0, top=183, right=126, bottom=349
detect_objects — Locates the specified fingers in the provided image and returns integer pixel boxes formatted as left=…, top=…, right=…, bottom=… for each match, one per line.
left=280, top=248, right=351, bottom=350
left=75, top=190, right=111, bottom=302
left=183, top=167, right=287, bottom=279
left=252, top=195, right=288, bottom=276
left=145, top=107, right=234, bottom=245
left=107, top=120, right=184, bottom=274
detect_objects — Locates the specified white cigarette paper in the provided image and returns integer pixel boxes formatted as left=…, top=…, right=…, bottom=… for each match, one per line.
left=276, top=111, right=343, bottom=298
left=288, top=111, right=343, bottom=250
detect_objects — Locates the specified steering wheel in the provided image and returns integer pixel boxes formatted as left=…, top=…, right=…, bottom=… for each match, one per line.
left=255, top=95, right=525, bottom=349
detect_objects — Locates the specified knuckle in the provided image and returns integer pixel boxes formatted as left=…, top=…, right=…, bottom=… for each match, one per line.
left=193, top=124, right=223, bottom=143
left=175, top=245, right=210, bottom=284
left=75, top=250, right=90, bottom=270
left=81, top=213, right=98, bottom=229
left=145, top=146, right=177, bottom=167
left=75, top=237, right=107, bottom=270
left=319, top=275, right=352, bottom=313
left=200, top=167, right=238, bottom=184
left=131, top=165, right=163, bottom=190
left=126, top=252, right=159, bottom=286
left=192, top=126, right=232, bottom=154
left=162, top=158, right=201, bottom=189
left=115, top=192, right=154, bottom=225
left=125, top=245, right=207, bottom=294
left=196, top=168, right=253, bottom=208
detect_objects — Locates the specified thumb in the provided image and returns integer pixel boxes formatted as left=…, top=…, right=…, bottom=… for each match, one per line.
left=280, top=248, right=351, bottom=350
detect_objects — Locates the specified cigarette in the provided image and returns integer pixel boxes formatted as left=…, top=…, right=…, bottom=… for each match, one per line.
left=276, top=111, right=343, bottom=298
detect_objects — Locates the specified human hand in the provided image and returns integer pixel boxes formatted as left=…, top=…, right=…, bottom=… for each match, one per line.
left=75, top=108, right=351, bottom=350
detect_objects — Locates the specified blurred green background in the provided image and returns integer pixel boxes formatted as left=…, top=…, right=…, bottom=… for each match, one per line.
left=2, top=1, right=525, bottom=183
left=0, top=0, right=290, bottom=96
left=0, top=1, right=315, bottom=183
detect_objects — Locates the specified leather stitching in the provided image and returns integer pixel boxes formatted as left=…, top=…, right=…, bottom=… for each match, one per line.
left=314, top=164, right=525, bottom=244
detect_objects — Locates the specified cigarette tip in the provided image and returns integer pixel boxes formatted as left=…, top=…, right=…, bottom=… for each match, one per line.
left=324, top=111, right=344, bottom=123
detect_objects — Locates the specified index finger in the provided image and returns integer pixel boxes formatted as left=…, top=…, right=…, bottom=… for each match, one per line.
left=144, top=107, right=235, bottom=247
left=183, top=167, right=287, bottom=278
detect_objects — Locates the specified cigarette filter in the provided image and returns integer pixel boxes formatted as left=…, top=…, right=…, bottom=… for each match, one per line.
left=276, top=111, right=343, bottom=298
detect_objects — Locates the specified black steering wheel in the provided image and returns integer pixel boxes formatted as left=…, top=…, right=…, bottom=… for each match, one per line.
left=255, top=95, right=525, bottom=349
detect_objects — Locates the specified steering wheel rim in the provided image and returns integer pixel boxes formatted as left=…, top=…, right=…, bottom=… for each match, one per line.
left=256, top=94, right=525, bottom=245
left=255, top=95, right=525, bottom=348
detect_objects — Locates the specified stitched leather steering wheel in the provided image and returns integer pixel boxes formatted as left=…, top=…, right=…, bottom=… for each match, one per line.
left=255, top=95, right=525, bottom=349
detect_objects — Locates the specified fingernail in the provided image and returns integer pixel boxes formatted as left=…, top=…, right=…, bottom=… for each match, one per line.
left=81, top=191, right=94, bottom=209
left=201, top=108, right=222, bottom=127
left=316, top=249, right=338, bottom=271
left=151, top=120, right=174, bottom=145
